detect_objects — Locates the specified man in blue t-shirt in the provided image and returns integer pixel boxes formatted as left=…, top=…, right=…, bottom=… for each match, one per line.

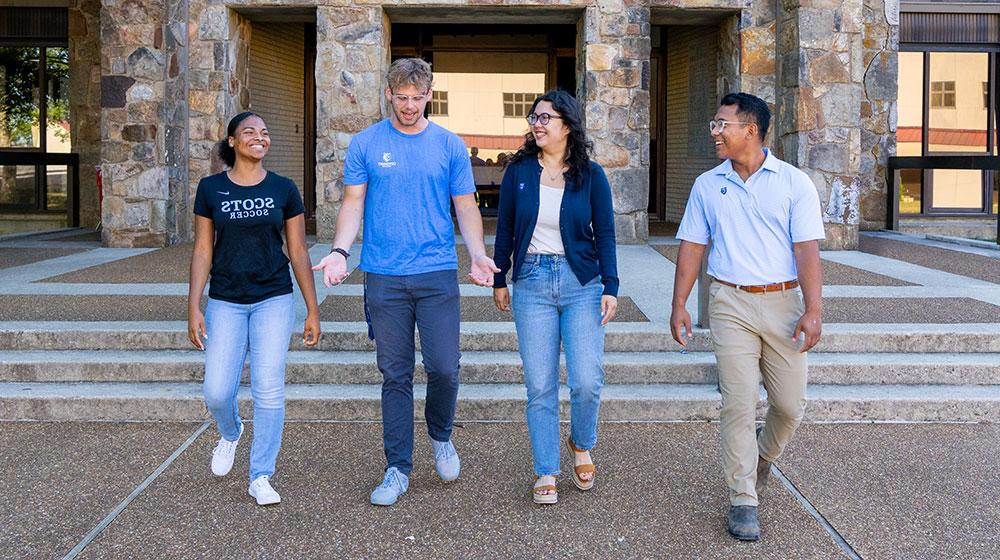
left=314, top=58, right=498, bottom=506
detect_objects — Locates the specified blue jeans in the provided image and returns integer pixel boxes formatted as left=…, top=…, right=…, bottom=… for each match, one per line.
left=203, top=293, right=295, bottom=481
left=365, top=270, right=461, bottom=475
left=512, top=254, right=605, bottom=476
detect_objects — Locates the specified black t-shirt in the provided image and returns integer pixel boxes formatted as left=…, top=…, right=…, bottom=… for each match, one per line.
left=193, top=171, right=305, bottom=304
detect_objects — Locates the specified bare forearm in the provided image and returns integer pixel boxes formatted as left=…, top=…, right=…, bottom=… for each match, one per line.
left=794, top=240, right=823, bottom=312
left=289, top=250, right=319, bottom=313
left=455, top=203, right=487, bottom=258
left=672, top=241, right=706, bottom=308
left=331, top=198, right=363, bottom=251
left=188, top=253, right=211, bottom=309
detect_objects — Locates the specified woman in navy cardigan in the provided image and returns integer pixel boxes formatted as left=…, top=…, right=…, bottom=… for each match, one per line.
left=492, top=90, right=619, bottom=505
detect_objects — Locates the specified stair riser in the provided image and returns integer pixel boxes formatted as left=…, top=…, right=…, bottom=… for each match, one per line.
left=2, top=331, right=998, bottom=353
left=1, top=362, right=997, bottom=385
left=2, top=396, right=996, bottom=423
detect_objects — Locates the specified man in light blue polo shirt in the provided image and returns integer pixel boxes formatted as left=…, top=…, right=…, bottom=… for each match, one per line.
left=670, top=93, right=824, bottom=541
left=313, top=58, right=499, bottom=506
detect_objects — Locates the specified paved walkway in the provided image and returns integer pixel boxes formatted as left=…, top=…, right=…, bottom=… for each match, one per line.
left=1, top=227, right=998, bottom=558
left=3, top=421, right=998, bottom=559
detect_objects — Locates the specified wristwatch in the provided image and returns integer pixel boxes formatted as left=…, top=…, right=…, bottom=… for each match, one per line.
left=330, top=247, right=350, bottom=259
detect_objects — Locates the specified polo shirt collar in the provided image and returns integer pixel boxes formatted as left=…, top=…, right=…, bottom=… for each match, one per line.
left=716, top=148, right=778, bottom=179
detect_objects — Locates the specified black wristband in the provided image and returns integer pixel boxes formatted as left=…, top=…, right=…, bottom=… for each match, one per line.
left=330, top=247, right=350, bottom=259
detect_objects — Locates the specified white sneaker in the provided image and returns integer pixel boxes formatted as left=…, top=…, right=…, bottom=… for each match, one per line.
left=248, top=475, right=281, bottom=506
left=210, top=423, right=243, bottom=476
left=430, top=438, right=461, bottom=482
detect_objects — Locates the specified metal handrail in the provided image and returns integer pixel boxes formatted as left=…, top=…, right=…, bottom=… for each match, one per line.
left=0, top=150, right=79, bottom=226
left=886, top=155, right=1000, bottom=245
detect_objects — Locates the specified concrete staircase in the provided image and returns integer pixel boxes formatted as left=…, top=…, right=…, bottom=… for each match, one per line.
left=2, top=321, right=998, bottom=422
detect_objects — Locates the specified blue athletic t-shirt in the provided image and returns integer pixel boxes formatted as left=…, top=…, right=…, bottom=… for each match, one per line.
left=343, top=119, right=476, bottom=275
left=193, top=171, right=305, bottom=304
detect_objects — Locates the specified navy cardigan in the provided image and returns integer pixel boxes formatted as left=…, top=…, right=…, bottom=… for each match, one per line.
left=492, top=157, right=619, bottom=297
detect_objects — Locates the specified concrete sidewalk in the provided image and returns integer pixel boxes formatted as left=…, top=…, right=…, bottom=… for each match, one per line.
left=3, top=421, right=997, bottom=559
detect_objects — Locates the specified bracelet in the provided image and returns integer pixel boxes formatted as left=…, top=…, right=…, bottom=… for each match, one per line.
left=330, top=247, right=350, bottom=259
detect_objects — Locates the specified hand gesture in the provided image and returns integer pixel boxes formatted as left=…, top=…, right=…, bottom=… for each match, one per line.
left=312, top=251, right=349, bottom=288
left=600, top=295, right=618, bottom=326
left=303, top=311, right=321, bottom=347
left=793, top=309, right=822, bottom=352
left=494, top=287, right=510, bottom=312
left=469, top=255, right=500, bottom=287
left=669, top=305, right=693, bottom=348
left=188, top=308, right=207, bottom=350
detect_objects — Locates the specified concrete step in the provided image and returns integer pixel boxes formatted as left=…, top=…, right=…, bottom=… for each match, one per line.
left=1, top=350, right=997, bottom=385
left=0, top=382, right=996, bottom=422
left=2, top=322, right=1000, bottom=353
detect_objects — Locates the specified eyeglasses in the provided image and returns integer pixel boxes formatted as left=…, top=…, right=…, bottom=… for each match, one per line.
left=526, top=113, right=563, bottom=126
left=390, top=91, right=429, bottom=104
left=709, top=119, right=753, bottom=133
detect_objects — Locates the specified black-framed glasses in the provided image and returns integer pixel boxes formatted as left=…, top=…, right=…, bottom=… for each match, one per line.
left=526, top=113, right=563, bottom=126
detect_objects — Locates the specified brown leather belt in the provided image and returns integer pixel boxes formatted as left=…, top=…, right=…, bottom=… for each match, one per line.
left=713, top=278, right=799, bottom=293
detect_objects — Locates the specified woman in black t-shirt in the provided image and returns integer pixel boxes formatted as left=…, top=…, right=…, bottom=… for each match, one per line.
left=188, top=112, right=320, bottom=506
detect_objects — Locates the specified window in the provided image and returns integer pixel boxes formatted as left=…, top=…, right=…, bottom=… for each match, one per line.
left=429, top=90, right=448, bottom=116
left=503, top=92, right=541, bottom=118
left=930, top=81, right=955, bottom=108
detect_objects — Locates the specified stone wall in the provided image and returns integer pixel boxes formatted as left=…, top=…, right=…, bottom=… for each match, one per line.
left=314, top=6, right=387, bottom=241
left=776, top=0, right=866, bottom=250
left=100, top=0, right=171, bottom=247
left=187, top=0, right=251, bottom=241
left=68, top=0, right=102, bottom=228
left=582, top=3, right=651, bottom=243
left=859, top=0, right=898, bottom=231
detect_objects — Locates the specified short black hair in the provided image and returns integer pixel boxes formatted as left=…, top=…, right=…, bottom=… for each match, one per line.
left=719, top=92, right=770, bottom=141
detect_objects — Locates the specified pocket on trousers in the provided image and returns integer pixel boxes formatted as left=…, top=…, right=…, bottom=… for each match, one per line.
left=515, top=259, right=539, bottom=282
left=363, top=274, right=375, bottom=341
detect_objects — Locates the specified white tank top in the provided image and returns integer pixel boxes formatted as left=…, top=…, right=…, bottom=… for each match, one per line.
left=528, top=184, right=565, bottom=255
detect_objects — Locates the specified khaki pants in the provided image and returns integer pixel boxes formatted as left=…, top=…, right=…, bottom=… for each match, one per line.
left=709, top=281, right=807, bottom=506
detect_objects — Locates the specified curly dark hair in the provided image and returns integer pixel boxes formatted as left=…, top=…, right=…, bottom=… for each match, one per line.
left=508, top=89, right=593, bottom=189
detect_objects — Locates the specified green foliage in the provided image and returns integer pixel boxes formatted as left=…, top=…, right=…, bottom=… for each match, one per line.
left=0, top=47, right=71, bottom=147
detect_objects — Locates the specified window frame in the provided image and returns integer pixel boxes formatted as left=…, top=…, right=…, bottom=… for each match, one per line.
left=897, top=45, right=999, bottom=215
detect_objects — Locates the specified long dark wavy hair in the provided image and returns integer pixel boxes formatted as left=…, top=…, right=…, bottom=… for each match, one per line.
left=216, top=111, right=262, bottom=168
left=508, top=89, right=593, bottom=188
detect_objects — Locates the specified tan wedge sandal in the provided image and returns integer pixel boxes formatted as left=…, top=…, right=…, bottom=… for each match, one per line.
left=567, top=437, right=595, bottom=491
left=532, top=475, right=558, bottom=505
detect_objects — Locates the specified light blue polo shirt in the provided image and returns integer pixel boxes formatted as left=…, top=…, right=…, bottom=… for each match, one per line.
left=343, top=119, right=475, bottom=275
left=676, top=148, right=825, bottom=285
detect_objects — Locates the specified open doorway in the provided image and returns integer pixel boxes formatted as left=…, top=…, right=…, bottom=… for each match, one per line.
left=648, top=24, right=722, bottom=236
left=391, top=24, right=577, bottom=217
left=246, top=17, right=317, bottom=232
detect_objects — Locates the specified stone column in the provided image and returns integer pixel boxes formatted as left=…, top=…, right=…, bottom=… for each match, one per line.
left=314, top=6, right=387, bottom=241
left=100, top=0, right=189, bottom=247
left=68, top=0, right=102, bottom=228
left=738, top=3, right=777, bottom=146
left=859, top=0, right=899, bottom=231
left=776, top=0, right=865, bottom=249
left=581, top=3, right=651, bottom=244
left=186, top=0, right=250, bottom=242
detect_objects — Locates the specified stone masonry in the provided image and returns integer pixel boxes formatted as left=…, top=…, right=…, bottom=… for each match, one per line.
left=88, top=0, right=903, bottom=249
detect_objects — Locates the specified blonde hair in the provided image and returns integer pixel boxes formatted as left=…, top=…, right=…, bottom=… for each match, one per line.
left=386, top=58, right=433, bottom=92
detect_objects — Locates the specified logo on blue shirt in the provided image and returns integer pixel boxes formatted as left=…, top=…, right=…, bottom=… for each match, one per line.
left=518, top=182, right=525, bottom=190
left=378, top=151, right=397, bottom=168
left=720, top=187, right=727, bottom=195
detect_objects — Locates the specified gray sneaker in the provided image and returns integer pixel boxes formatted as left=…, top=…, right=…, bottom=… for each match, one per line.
left=370, top=467, right=409, bottom=506
left=430, top=438, right=460, bottom=482
left=728, top=505, right=761, bottom=541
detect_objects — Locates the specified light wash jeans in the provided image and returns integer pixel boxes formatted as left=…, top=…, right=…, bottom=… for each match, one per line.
left=512, top=254, right=605, bottom=476
left=203, top=292, right=295, bottom=481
